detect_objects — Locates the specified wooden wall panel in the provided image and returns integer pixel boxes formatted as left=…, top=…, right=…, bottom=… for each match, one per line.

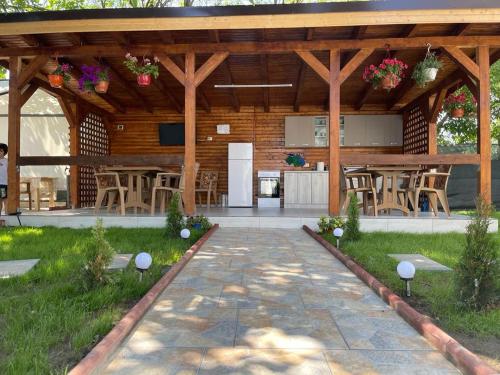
left=110, top=106, right=401, bottom=205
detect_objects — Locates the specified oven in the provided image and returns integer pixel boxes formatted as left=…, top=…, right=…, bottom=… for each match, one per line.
left=257, top=170, right=280, bottom=207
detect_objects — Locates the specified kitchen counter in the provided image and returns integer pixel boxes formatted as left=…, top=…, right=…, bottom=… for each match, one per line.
left=284, top=171, right=328, bottom=209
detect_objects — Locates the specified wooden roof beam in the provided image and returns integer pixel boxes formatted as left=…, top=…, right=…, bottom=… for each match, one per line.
left=259, top=30, right=270, bottom=112
left=3, top=36, right=499, bottom=58
left=20, top=83, right=38, bottom=106
left=17, top=55, right=49, bottom=89
left=209, top=29, right=240, bottom=112
left=194, top=52, right=228, bottom=87
left=454, top=24, right=472, bottom=36
left=351, top=26, right=368, bottom=39
left=339, top=48, right=374, bottom=84
left=294, top=28, right=314, bottom=112
left=295, top=50, right=329, bottom=84
left=152, top=78, right=182, bottom=113
left=443, top=46, right=480, bottom=79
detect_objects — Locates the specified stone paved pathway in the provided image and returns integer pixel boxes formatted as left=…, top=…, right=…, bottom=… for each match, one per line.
left=101, top=228, right=460, bottom=374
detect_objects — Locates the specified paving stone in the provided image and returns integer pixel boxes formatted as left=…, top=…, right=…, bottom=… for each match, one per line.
left=0, top=259, right=39, bottom=278
left=388, top=254, right=452, bottom=271
left=100, top=228, right=460, bottom=374
left=107, top=253, right=133, bottom=270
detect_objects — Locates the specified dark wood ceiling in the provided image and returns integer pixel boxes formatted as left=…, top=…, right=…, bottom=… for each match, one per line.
left=1, top=22, right=499, bottom=115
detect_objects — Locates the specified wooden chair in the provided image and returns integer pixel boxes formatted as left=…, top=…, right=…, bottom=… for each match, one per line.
left=196, top=171, right=219, bottom=208
left=20, top=179, right=32, bottom=210
left=151, top=162, right=200, bottom=215
left=94, top=171, right=128, bottom=215
left=340, top=166, right=378, bottom=216
left=408, top=165, right=452, bottom=217
left=396, top=170, right=421, bottom=211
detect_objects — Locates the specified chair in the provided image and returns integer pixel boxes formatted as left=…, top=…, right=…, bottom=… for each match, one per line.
left=94, top=171, right=128, bottom=215
left=150, top=162, right=200, bottom=215
left=196, top=171, right=219, bottom=208
left=20, top=179, right=32, bottom=210
left=408, top=165, right=452, bottom=217
left=396, top=170, right=421, bottom=211
left=340, top=166, right=378, bottom=216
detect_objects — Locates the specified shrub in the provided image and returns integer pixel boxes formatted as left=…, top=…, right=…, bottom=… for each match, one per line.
left=186, top=215, right=212, bottom=231
left=455, top=197, right=498, bottom=311
left=81, top=219, right=115, bottom=290
left=318, top=216, right=345, bottom=234
left=344, top=192, right=361, bottom=241
left=166, top=192, right=185, bottom=238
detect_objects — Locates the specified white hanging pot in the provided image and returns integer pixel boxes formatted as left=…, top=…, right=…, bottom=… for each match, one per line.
left=423, top=68, right=438, bottom=82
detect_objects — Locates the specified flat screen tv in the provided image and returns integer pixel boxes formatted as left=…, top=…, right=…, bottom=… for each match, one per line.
left=159, top=123, right=184, bottom=146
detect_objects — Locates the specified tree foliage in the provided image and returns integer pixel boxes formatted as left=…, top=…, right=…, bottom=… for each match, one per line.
left=438, top=60, right=500, bottom=146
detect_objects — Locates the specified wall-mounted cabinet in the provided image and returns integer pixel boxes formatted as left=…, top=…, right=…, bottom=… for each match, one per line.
left=285, top=116, right=329, bottom=147
left=342, top=115, right=402, bottom=147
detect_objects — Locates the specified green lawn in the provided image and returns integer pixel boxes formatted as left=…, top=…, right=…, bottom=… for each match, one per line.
left=0, top=225, right=204, bottom=375
left=322, top=211, right=499, bottom=366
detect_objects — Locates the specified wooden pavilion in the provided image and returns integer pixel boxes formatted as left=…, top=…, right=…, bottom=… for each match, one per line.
left=0, top=0, right=499, bottom=216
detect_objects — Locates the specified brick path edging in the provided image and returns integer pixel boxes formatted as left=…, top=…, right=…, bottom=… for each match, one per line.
left=303, top=225, right=497, bottom=375
left=69, top=224, right=219, bottom=375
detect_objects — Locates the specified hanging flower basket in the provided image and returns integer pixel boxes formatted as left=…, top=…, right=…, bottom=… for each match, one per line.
left=48, top=62, right=72, bottom=88
left=363, top=57, right=407, bottom=91
left=123, top=53, right=159, bottom=87
left=78, top=65, right=110, bottom=94
left=137, top=73, right=152, bottom=87
left=411, top=46, right=443, bottom=88
left=443, top=89, right=476, bottom=119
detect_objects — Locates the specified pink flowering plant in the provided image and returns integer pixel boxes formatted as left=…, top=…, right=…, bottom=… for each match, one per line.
left=50, top=63, right=72, bottom=82
left=362, top=58, right=408, bottom=89
left=443, top=89, right=477, bottom=114
left=123, top=53, right=160, bottom=78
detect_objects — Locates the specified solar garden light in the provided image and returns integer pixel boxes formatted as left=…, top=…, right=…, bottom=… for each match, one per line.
left=180, top=228, right=191, bottom=239
left=397, top=261, right=416, bottom=297
left=135, top=252, right=152, bottom=282
left=333, top=227, right=344, bottom=248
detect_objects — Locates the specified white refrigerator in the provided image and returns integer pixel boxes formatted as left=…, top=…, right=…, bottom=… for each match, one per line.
left=228, top=143, right=253, bottom=207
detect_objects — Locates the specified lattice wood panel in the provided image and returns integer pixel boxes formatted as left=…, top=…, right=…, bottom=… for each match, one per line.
left=79, top=112, right=109, bottom=207
left=403, top=104, right=428, bottom=154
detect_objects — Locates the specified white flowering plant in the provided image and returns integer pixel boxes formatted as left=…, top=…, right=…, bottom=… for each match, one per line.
left=123, top=53, right=160, bottom=78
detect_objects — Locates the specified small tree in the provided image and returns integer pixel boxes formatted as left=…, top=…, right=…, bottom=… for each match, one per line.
left=344, top=192, right=361, bottom=241
left=455, top=197, right=498, bottom=311
left=82, top=219, right=115, bottom=290
left=166, top=192, right=185, bottom=238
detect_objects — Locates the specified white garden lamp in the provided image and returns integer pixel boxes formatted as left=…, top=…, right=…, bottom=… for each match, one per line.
left=333, top=227, right=344, bottom=248
left=397, top=261, right=416, bottom=297
left=180, top=228, right=191, bottom=239
left=135, top=252, right=152, bottom=281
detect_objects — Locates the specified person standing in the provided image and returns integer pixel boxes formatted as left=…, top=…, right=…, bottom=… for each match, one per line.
left=0, top=143, right=8, bottom=214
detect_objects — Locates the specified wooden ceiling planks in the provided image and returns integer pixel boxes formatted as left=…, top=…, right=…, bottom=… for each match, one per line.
left=2, top=23, right=498, bottom=113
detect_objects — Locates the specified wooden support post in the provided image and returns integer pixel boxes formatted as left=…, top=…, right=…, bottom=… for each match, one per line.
left=427, top=89, right=447, bottom=155
left=329, top=49, right=341, bottom=215
left=184, top=52, right=196, bottom=216
left=69, top=100, right=81, bottom=208
left=477, top=45, right=491, bottom=203
left=7, top=57, right=22, bottom=214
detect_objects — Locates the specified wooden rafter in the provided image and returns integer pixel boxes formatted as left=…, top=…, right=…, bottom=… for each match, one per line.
left=259, top=30, right=270, bottom=112
left=17, top=55, right=49, bottom=89
left=57, top=97, right=77, bottom=128
left=351, top=26, right=367, bottom=39
left=209, top=29, right=240, bottom=112
left=443, top=46, right=480, bottom=79
left=401, top=24, right=419, bottom=37
left=97, top=57, right=154, bottom=113
left=110, top=32, right=130, bottom=46
left=2, top=35, right=499, bottom=58
left=152, top=78, right=182, bottom=113
left=294, top=28, right=314, bottom=112
left=20, top=83, right=38, bottom=106
left=159, top=55, right=186, bottom=85
left=460, top=72, right=479, bottom=98
left=295, top=50, right=329, bottom=84
left=428, top=88, right=447, bottom=124
left=194, top=52, right=228, bottom=87
left=339, top=48, right=374, bottom=84
left=454, top=23, right=471, bottom=36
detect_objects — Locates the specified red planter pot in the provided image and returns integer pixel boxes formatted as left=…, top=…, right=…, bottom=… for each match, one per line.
left=381, top=73, right=400, bottom=90
left=94, top=80, right=110, bottom=94
left=137, top=73, right=151, bottom=87
left=48, top=74, right=64, bottom=88
left=450, top=108, right=465, bottom=118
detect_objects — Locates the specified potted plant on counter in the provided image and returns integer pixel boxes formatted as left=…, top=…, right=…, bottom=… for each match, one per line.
left=285, top=153, right=305, bottom=167
left=412, top=49, right=442, bottom=88
left=123, top=53, right=160, bottom=87
left=48, top=62, right=72, bottom=88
